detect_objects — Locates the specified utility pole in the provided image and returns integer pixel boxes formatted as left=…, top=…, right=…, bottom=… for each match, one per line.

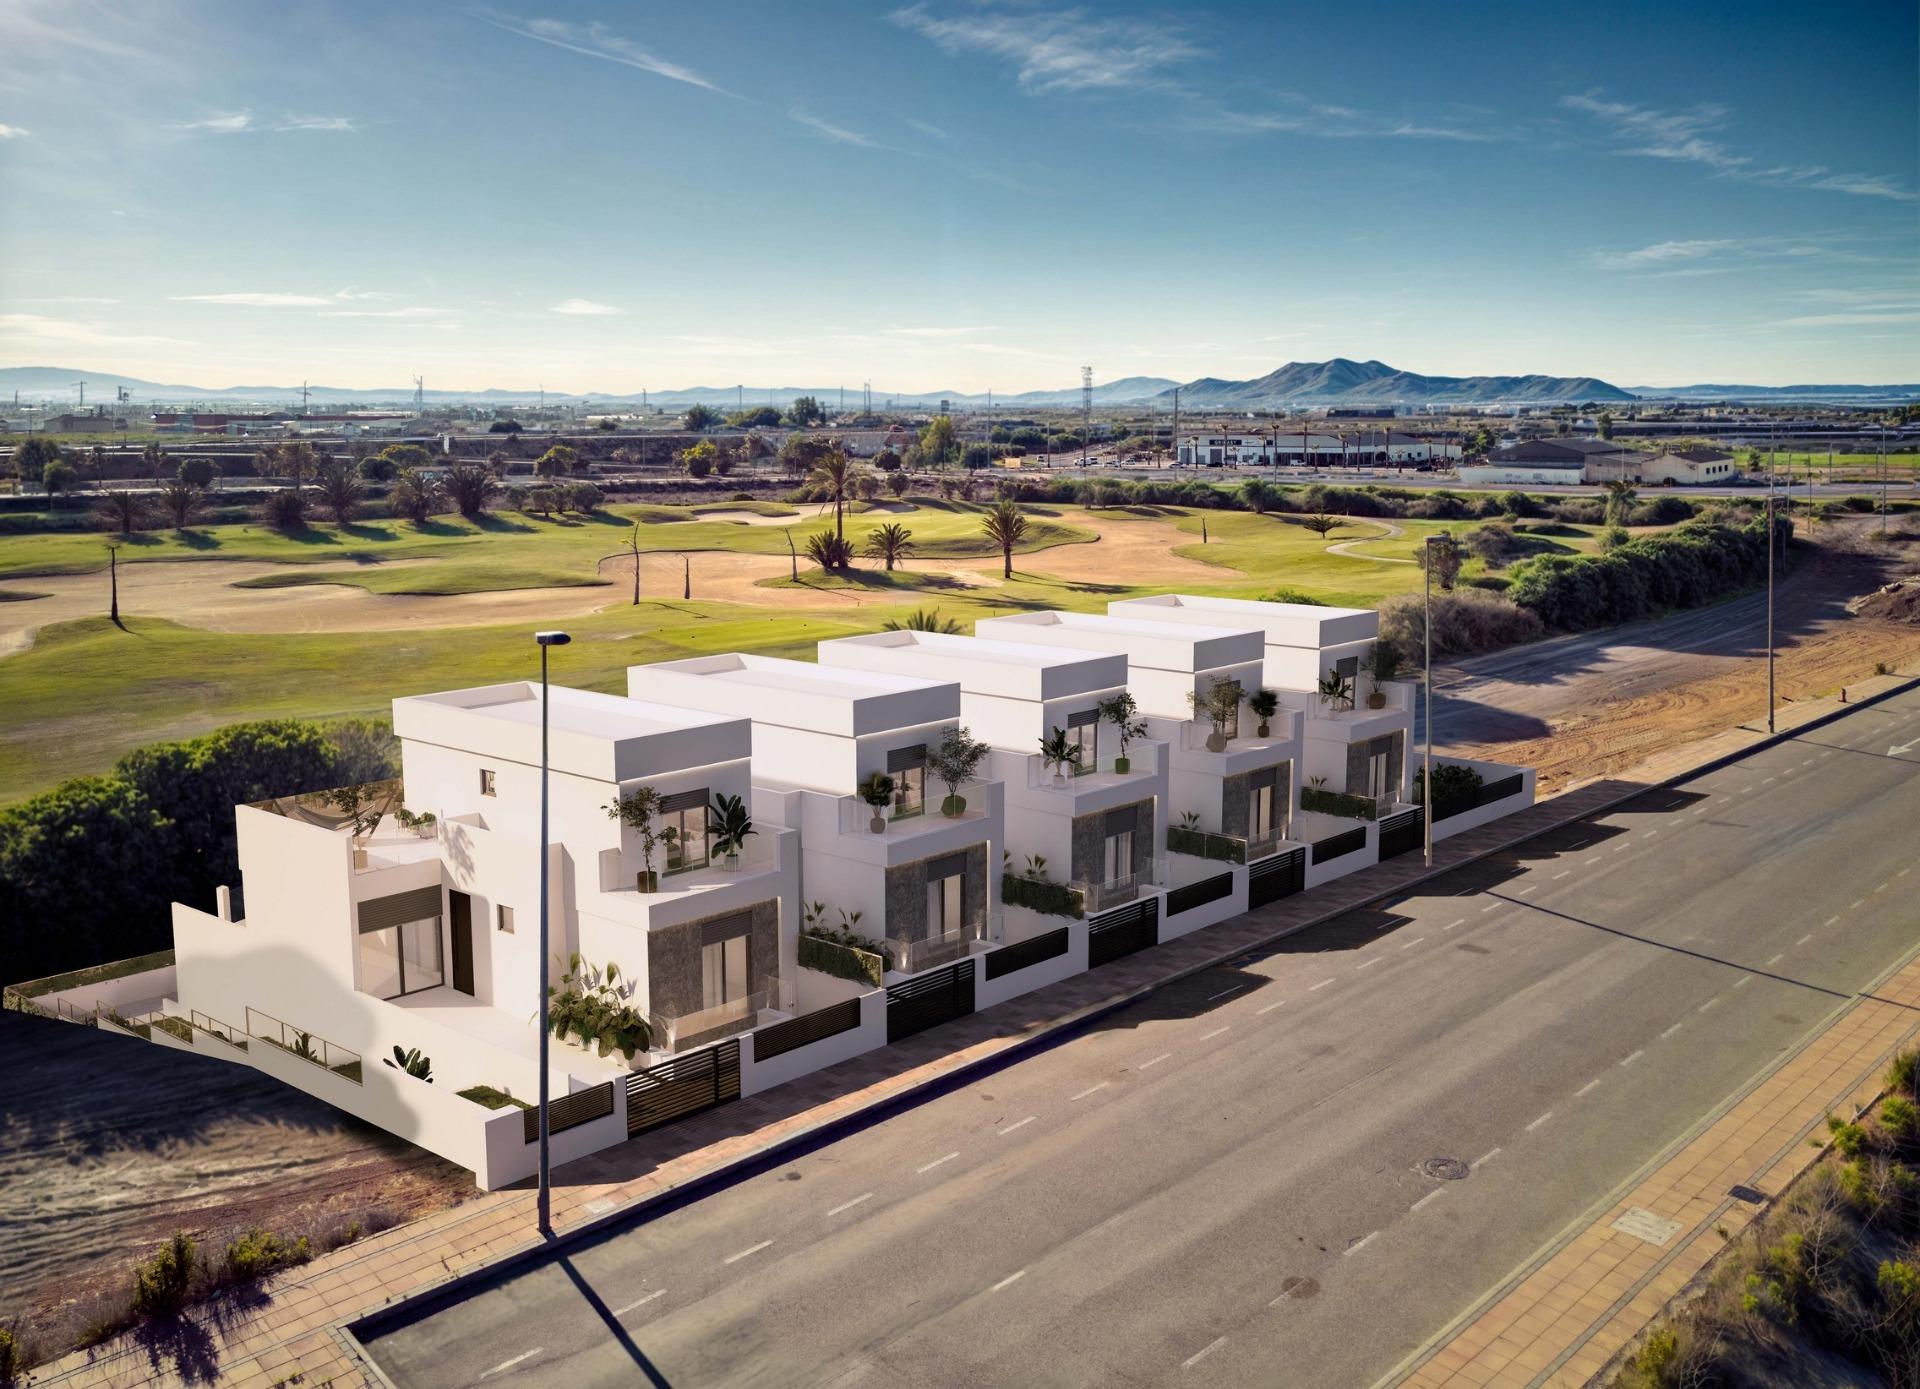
left=1171, top=388, right=1180, bottom=469
left=532, top=629, right=571, bottom=1241
left=1422, top=536, right=1436, bottom=868
left=108, top=543, right=120, bottom=625
left=1081, top=367, right=1092, bottom=470
left=1765, top=479, right=1776, bottom=734
left=628, top=523, right=641, bottom=605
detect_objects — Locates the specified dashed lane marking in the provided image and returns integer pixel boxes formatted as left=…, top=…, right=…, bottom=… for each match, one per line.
left=479, top=1349, right=544, bottom=1380
left=1526, top=1111, right=1555, bottom=1132
left=1137, top=1052, right=1173, bottom=1070
left=990, top=1269, right=1027, bottom=1293
left=1344, top=1231, right=1380, bottom=1257
left=917, top=1152, right=960, bottom=1174
left=1184, top=1337, right=1229, bottom=1369
left=723, top=1241, right=773, bottom=1266
left=1070, top=1082, right=1111, bottom=1102
left=1471, top=1148, right=1501, bottom=1169
left=614, top=1290, right=665, bottom=1317
left=998, top=1116, right=1036, bottom=1136
left=826, top=1193, right=872, bottom=1217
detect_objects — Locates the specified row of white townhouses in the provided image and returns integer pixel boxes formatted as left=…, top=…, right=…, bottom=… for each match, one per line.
left=47, top=594, right=1534, bottom=1189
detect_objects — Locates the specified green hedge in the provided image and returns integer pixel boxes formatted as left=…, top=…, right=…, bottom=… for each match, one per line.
left=1301, top=788, right=1379, bottom=821
left=459, top=1085, right=531, bottom=1111
left=1506, top=517, right=1788, bottom=632
left=799, top=931, right=886, bottom=988
left=1165, top=826, right=1245, bottom=863
left=1002, top=873, right=1085, bottom=919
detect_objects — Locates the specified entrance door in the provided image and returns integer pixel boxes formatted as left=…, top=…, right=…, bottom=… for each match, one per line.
left=449, top=891, right=474, bottom=995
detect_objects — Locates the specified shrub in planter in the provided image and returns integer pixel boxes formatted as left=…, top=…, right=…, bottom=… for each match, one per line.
left=799, top=927, right=887, bottom=987
left=382, top=1045, right=433, bottom=1082
left=547, top=954, right=650, bottom=1060
left=1300, top=786, right=1380, bottom=820
left=459, top=1084, right=531, bottom=1110
left=1413, top=763, right=1484, bottom=811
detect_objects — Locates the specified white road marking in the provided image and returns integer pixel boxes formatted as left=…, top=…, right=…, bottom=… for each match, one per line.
left=1137, top=1052, right=1173, bottom=1070
left=1661, top=1023, right=1684, bottom=1040
left=1553, top=870, right=1571, bottom=880
left=1526, top=1111, right=1554, bottom=1132
left=1901, top=868, right=1913, bottom=879
left=1643, top=828, right=1660, bottom=837
left=480, top=1349, right=544, bottom=1380
left=1482, top=903, right=1499, bottom=913
left=1796, top=934, right=1813, bottom=946
left=1692, top=807, right=1709, bottom=816
left=1207, top=983, right=1247, bottom=1000
left=1344, top=1231, right=1380, bottom=1257
left=1470, top=1147, right=1501, bottom=1169
left=723, top=1240, right=773, bottom=1265
left=1877, top=882, right=1891, bottom=893
left=1619, top=1050, right=1644, bottom=1067
left=1310, top=978, right=1335, bottom=991
left=1258, top=1000, right=1287, bottom=1014
left=1614, top=843, right=1631, bottom=853
left=1737, top=786, right=1752, bottom=795
left=1444, top=918, right=1466, bottom=931
left=1070, top=1082, right=1111, bottom=1102
left=1732, top=975, right=1753, bottom=990
left=1825, top=916, right=1841, bottom=927
left=826, top=1193, right=873, bottom=1217
left=998, top=1116, right=1036, bottom=1135
left=1356, top=958, right=1381, bottom=971
left=1575, top=1078, right=1602, bottom=1097
left=917, top=1152, right=960, bottom=1174
left=1200, top=1027, right=1231, bottom=1041
left=1411, top=1188, right=1448, bottom=1212
left=990, top=1269, right=1027, bottom=1293
left=1516, top=884, right=1537, bottom=897
left=1853, top=900, right=1867, bottom=910
left=1766, top=953, right=1784, bottom=966
left=1184, top=1336, right=1229, bottom=1369
left=614, top=1290, right=665, bottom=1316
left=1586, top=856, right=1602, bottom=865
left=1400, top=936, right=1427, bottom=950
left=1762, top=777, right=1776, bottom=785
left=1699, top=997, right=1722, bottom=1013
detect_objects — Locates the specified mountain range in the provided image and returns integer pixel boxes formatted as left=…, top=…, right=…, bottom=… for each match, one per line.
left=3, top=360, right=1913, bottom=411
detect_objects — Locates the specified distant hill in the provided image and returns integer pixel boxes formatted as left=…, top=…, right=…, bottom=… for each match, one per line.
left=4, top=361, right=1911, bottom=412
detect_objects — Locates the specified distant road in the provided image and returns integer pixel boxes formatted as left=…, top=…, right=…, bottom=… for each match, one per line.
left=361, top=690, right=1920, bottom=1389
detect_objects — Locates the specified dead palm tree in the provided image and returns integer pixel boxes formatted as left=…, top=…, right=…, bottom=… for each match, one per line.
left=807, top=448, right=856, bottom=539
left=981, top=499, right=1027, bottom=579
left=864, top=522, right=915, bottom=571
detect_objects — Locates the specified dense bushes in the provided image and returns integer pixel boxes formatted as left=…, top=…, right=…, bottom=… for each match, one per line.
left=1379, top=587, right=1546, bottom=660
left=1002, top=872, right=1085, bottom=918
left=1506, top=517, right=1790, bottom=632
left=0, top=718, right=397, bottom=981
left=798, top=928, right=885, bottom=987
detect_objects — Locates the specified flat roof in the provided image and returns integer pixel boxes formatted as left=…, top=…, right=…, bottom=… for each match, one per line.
left=818, top=629, right=1127, bottom=702
left=636, top=652, right=958, bottom=737
left=1109, top=593, right=1378, bottom=650
left=974, top=609, right=1262, bottom=673
left=393, top=682, right=749, bottom=782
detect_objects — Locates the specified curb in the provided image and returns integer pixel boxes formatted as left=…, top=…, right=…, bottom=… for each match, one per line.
left=339, top=675, right=1915, bottom=1364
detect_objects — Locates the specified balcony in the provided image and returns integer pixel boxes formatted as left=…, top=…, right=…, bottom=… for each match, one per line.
left=648, top=976, right=783, bottom=1054
left=1024, top=743, right=1158, bottom=792
left=1076, top=860, right=1166, bottom=914
left=885, top=915, right=992, bottom=976
left=1166, top=824, right=1290, bottom=865
left=1178, top=710, right=1300, bottom=754
left=1300, top=787, right=1395, bottom=822
left=838, top=780, right=992, bottom=840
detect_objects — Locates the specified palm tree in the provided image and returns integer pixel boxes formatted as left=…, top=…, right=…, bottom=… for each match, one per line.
left=864, top=522, right=915, bottom=571
left=1603, top=479, right=1639, bottom=526
left=1299, top=512, right=1339, bottom=545
left=95, top=488, right=146, bottom=536
left=315, top=459, right=365, bottom=523
left=156, top=476, right=204, bottom=530
left=981, top=499, right=1027, bottom=579
left=807, top=448, right=856, bottom=539
left=884, top=608, right=961, bottom=634
left=444, top=462, right=499, bottom=518
left=390, top=468, right=441, bottom=524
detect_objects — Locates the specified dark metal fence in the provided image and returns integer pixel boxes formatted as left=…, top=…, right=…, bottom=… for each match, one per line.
left=886, top=960, right=976, bottom=1043
left=524, top=1079, right=615, bottom=1143
left=1248, top=846, right=1306, bottom=908
left=1088, top=897, right=1160, bottom=968
left=1312, top=826, right=1368, bottom=865
left=1166, top=872, right=1234, bottom=917
left=984, top=927, right=1071, bottom=981
left=752, top=997, right=862, bottom=1062
left=625, top=1038, right=741, bottom=1137
left=1377, top=808, right=1423, bottom=861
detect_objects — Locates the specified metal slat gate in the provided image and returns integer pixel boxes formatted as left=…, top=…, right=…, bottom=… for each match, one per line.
left=1377, top=807, right=1423, bottom=861
left=1248, top=846, right=1306, bottom=909
left=887, top=959, right=976, bottom=1043
left=625, top=1038, right=741, bottom=1137
left=1087, top=896, right=1160, bottom=969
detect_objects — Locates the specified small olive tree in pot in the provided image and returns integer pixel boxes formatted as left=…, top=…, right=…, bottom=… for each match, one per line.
left=1364, top=639, right=1403, bottom=709
left=929, top=725, right=990, bottom=817
left=1188, top=676, right=1244, bottom=752
left=1098, top=690, right=1148, bottom=772
left=604, top=786, right=663, bottom=891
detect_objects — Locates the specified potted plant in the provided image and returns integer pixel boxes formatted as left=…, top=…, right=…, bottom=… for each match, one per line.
left=1098, top=690, right=1147, bottom=773
left=858, top=771, right=896, bottom=834
left=928, top=725, right=990, bottom=818
left=1317, top=667, right=1355, bottom=714
left=1039, top=726, right=1081, bottom=787
left=394, top=807, right=437, bottom=839
left=1187, top=676, right=1244, bottom=752
left=1364, top=640, right=1403, bottom=709
left=604, top=786, right=663, bottom=892
left=707, top=792, right=755, bottom=871
left=1248, top=688, right=1279, bottom=738
left=325, top=782, right=386, bottom=869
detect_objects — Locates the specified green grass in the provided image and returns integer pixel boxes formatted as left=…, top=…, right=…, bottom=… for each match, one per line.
left=458, top=1084, right=531, bottom=1110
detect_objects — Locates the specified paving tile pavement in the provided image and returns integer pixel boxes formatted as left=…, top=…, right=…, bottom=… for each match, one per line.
left=30, top=674, right=1916, bottom=1389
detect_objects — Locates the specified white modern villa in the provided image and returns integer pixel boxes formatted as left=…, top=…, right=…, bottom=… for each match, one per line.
left=20, top=594, right=1534, bottom=1191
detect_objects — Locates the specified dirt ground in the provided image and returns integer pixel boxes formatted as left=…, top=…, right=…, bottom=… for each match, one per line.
left=0, top=1011, right=471, bottom=1361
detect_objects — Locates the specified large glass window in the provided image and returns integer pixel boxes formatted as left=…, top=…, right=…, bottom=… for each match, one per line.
left=926, top=871, right=964, bottom=938
left=661, top=795, right=709, bottom=874
left=358, top=915, right=443, bottom=999
left=1067, top=712, right=1099, bottom=774
left=1103, top=829, right=1134, bottom=885
left=1250, top=782, right=1276, bottom=841
left=893, top=764, right=925, bottom=819
left=1366, top=742, right=1392, bottom=800
left=701, top=935, right=748, bottom=1010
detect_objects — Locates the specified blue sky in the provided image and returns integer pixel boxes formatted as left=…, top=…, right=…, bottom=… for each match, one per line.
left=1, top=0, right=1915, bottom=394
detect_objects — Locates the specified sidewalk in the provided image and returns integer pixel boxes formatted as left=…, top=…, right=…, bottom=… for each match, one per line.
left=1389, top=948, right=1920, bottom=1389
left=30, top=672, right=1915, bottom=1389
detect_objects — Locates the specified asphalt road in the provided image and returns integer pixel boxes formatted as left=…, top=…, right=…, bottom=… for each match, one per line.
left=362, top=689, right=1920, bottom=1389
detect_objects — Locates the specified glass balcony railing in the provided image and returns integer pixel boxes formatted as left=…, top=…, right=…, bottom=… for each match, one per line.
left=1073, top=859, right=1166, bottom=913
left=838, top=781, right=990, bottom=837
left=1025, top=744, right=1156, bottom=788
left=1165, top=824, right=1290, bottom=864
left=885, top=918, right=987, bottom=975
left=648, top=975, right=780, bottom=1053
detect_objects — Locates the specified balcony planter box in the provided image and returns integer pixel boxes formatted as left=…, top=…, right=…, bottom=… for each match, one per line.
left=1301, top=787, right=1380, bottom=821
left=1001, top=873, right=1085, bottom=920
left=1166, top=826, right=1245, bottom=865
left=799, top=931, right=886, bottom=988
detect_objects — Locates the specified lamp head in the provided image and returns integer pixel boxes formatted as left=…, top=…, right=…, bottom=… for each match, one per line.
left=535, top=631, right=572, bottom=647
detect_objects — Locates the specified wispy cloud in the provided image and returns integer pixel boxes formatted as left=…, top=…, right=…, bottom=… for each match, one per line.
left=473, top=10, right=724, bottom=95
left=167, top=110, right=356, bottom=135
left=319, top=307, right=451, bottom=319
left=551, top=298, right=621, bottom=316
left=1563, top=90, right=1916, bottom=202
left=1768, top=307, right=1920, bottom=328
left=171, top=110, right=256, bottom=134
left=0, top=123, right=27, bottom=139
left=909, top=119, right=950, bottom=140
left=278, top=115, right=357, bottom=132
left=891, top=4, right=1200, bottom=94
left=0, top=314, right=189, bottom=349
left=1589, top=238, right=1741, bottom=271
left=16, top=296, right=119, bottom=304
left=173, top=291, right=337, bottom=307
left=789, top=108, right=895, bottom=151
left=887, top=325, right=995, bottom=338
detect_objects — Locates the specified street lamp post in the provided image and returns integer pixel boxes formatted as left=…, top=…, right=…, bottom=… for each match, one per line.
left=1764, top=483, right=1775, bottom=734
left=1423, top=535, right=1437, bottom=868
left=533, top=629, right=571, bottom=1239
left=107, top=542, right=120, bottom=625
